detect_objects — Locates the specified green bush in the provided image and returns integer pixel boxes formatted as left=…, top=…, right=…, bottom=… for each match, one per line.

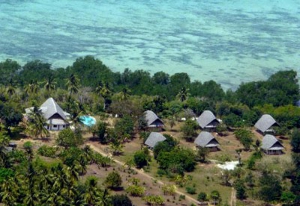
left=197, top=192, right=207, bottom=201
left=133, top=149, right=150, bottom=168
left=126, top=185, right=145, bottom=197
left=143, top=195, right=164, bottom=205
left=186, top=186, right=196, bottom=194
left=215, top=153, right=231, bottom=163
left=111, top=194, right=133, bottom=206
left=37, top=145, right=57, bottom=158
left=0, top=168, right=14, bottom=183
left=104, top=171, right=122, bottom=189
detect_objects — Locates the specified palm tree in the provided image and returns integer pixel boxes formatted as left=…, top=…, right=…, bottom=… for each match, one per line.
left=44, top=75, right=56, bottom=93
left=0, top=178, right=18, bottom=205
left=177, top=86, right=189, bottom=102
left=25, top=106, right=49, bottom=139
left=83, top=177, right=103, bottom=205
left=6, top=78, right=16, bottom=96
left=43, top=190, right=65, bottom=206
left=120, top=87, right=131, bottom=100
left=95, top=82, right=112, bottom=111
left=99, top=189, right=111, bottom=206
left=82, top=145, right=94, bottom=164
left=24, top=80, right=39, bottom=95
left=0, top=129, right=10, bottom=167
left=110, top=140, right=124, bottom=156
left=66, top=74, right=80, bottom=95
left=67, top=99, right=85, bottom=128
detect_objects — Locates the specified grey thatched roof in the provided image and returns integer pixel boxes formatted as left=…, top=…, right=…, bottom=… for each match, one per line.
left=254, top=114, right=278, bottom=133
left=197, top=110, right=219, bottom=129
left=144, top=110, right=163, bottom=126
left=261, top=134, right=284, bottom=150
left=145, top=132, right=166, bottom=148
left=40, top=98, right=67, bottom=120
left=194, top=131, right=219, bottom=147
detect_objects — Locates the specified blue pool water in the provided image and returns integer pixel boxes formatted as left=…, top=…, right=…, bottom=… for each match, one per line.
left=80, top=115, right=96, bottom=127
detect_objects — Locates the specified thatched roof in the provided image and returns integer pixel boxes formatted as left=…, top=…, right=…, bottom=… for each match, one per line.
left=26, top=98, right=68, bottom=121
left=145, top=132, right=166, bottom=148
left=254, top=114, right=278, bottom=133
left=144, top=110, right=163, bottom=127
left=261, top=134, right=284, bottom=150
left=194, top=131, right=219, bottom=148
left=197, top=110, right=219, bottom=129
left=40, top=98, right=67, bottom=120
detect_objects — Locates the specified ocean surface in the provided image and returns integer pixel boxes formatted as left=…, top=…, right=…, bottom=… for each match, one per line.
left=0, top=0, right=300, bottom=89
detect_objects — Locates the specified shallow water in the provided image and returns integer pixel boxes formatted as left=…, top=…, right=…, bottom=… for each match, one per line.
left=0, top=0, right=299, bottom=89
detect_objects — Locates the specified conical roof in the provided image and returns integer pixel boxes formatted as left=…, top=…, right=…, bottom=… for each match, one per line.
left=40, top=98, right=67, bottom=120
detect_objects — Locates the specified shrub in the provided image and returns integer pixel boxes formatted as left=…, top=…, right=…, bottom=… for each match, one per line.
left=58, top=147, right=84, bottom=166
left=234, top=179, right=247, bottom=200
left=111, top=194, right=133, bottom=206
left=0, top=168, right=14, bottom=183
left=37, top=145, right=57, bottom=158
left=234, top=129, right=253, bottom=150
left=162, top=184, right=176, bottom=196
left=210, top=190, right=221, bottom=205
left=186, top=186, right=196, bottom=194
left=126, top=185, right=145, bottom=197
left=133, top=149, right=150, bottom=168
left=56, top=128, right=83, bottom=148
left=197, top=192, right=207, bottom=201
left=180, top=119, right=198, bottom=142
left=143, top=195, right=164, bottom=205
left=215, top=153, right=231, bottom=163
left=23, top=141, right=33, bottom=150
left=104, top=171, right=122, bottom=189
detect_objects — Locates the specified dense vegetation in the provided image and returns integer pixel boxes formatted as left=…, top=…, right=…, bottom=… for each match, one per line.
left=0, top=56, right=300, bottom=205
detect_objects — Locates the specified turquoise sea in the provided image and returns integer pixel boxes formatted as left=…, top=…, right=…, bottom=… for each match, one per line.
left=0, top=0, right=299, bottom=89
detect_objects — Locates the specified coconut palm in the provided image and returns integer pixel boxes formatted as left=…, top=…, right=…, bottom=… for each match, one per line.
left=82, top=145, right=94, bottom=164
left=44, top=75, right=56, bottom=93
left=43, top=190, right=65, bottom=206
left=25, top=106, right=49, bottom=139
left=83, top=177, right=103, bottom=205
left=0, top=129, right=10, bottom=167
left=95, top=81, right=112, bottom=111
left=24, top=80, right=39, bottom=95
left=177, top=86, right=190, bottom=102
left=0, top=178, right=18, bottom=205
left=66, top=73, right=80, bottom=95
left=6, top=78, right=17, bottom=96
left=120, top=87, right=131, bottom=100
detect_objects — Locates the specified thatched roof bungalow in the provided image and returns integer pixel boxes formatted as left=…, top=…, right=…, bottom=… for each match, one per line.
left=254, top=114, right=279, bottom=134
left=261, top=134, right=284, bottom=155
left=144, top=110, right=164, bottom=129
left=25, top=98, right=69, bottom=131
left=197, top=110, right=220, bottom=130
left=144, top=132, right=166, bottom=149
left=194, top=131, right=219, bottom=151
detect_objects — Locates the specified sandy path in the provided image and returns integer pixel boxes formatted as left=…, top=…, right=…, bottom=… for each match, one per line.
left=230, top=187, right=236, bottom=206
left=86, top=143, right=201, bottom=205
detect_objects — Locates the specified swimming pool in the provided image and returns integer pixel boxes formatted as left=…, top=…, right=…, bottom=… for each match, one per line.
left=80, top=115, right=96, bottom=127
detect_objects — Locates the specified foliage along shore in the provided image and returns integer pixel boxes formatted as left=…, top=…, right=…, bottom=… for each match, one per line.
left=0, top=56, right=300, bottom=205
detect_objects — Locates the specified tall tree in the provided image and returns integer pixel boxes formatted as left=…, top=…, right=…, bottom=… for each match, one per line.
left=24, top=80, right=39, bottom=95
left=44, top=75, right=56, bottom=93
left=95, top=82, right=112, bottom=111
left=24, top=106, right=49, bottom=138
left=177, top=86, right=190, bottom=102
left=66, top=73, right=80, bottom=95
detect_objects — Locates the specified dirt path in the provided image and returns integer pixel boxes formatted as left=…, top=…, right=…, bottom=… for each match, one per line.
left=230, top=187, right=236, bottom=206
left=86, top=143, right=201, bottom=205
